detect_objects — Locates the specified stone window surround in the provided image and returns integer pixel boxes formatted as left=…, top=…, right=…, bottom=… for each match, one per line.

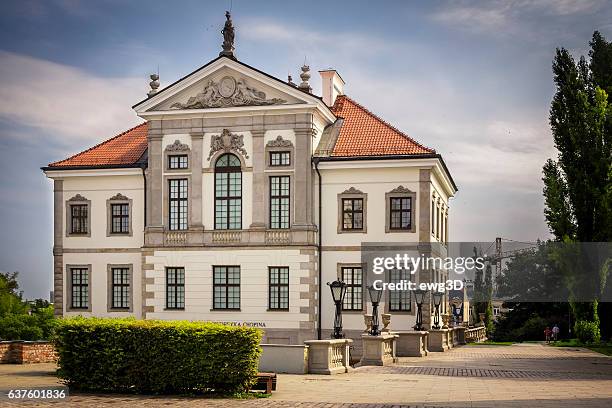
left=165, top=266, right=186, bottom=310
left=66, top=264, right=92, bottom=312
left=265, top=172, right=294, bottom=229
left=210, top=265, right=241, bottom=311
left=385, top=186, right=417, bottom=233
left=164, top=140, right=192, bottom=174
left=267, top=265, right=290, bottom=312
left=106, top=263, right=133, bottom=312
left=337, top=187, right=367, bottom=234
left=164, top=175, right=192, bottom=231
left=265, top=136, right=295, bottom=170
left=336, top=263, right=365, bottom=313
left=65, top=194, right=91, bottom=237
left=106, top=193, right=133, bottom=237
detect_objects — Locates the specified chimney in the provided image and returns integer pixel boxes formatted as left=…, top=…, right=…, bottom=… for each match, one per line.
left=319, top=69, right=344, bottom=107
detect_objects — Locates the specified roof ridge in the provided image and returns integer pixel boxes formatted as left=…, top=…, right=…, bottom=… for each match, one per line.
left=48, top=122, right=147, bottom=166
left=335, top=95, right=435, bottom=153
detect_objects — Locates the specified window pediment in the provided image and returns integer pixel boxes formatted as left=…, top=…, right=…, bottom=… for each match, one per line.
left=207, top=129, right=249, bottom=161
left=165, top=140, right=190, bottom=152
left=266, top=135, right=293, bottom=148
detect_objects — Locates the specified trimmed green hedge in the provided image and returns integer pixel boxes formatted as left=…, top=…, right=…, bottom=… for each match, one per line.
left=53, top=318, right=262, bottom=394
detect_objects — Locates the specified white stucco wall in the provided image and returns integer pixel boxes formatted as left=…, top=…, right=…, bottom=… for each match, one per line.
left=61, top=172, right=144, bottom=249
left=62, top=252, right=142, bottom=318
left=144, top=248, right=312, bottom=329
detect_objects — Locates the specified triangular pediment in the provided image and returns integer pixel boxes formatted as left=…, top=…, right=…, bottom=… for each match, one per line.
left=134, top=57, right=319, bottom=114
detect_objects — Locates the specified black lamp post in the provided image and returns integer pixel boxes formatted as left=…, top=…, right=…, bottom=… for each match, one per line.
left=367, top=285, right=383, bottom=336
left=413, top=289, right=427, bottom=331
left=432, top=292, right=443, bottom=329
left=328, top=280, right=347, bottom=339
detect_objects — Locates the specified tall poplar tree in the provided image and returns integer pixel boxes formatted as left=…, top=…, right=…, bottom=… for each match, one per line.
left=543, top=31, right=611, bottom=336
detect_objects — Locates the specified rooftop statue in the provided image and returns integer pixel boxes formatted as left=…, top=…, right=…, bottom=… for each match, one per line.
left=220, top=11, right=235, bottom=58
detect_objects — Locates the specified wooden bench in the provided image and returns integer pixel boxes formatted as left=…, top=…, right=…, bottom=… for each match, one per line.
left=251, top=372, right=277, bottom=394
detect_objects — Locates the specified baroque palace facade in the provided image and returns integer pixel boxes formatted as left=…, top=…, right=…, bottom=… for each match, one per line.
left=43, top=14, right=456, bottom=345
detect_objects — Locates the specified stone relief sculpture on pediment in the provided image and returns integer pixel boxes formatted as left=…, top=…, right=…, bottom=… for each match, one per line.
left=170, top=76, right=286, bottom=109
left=207, top=129, right=249, bottom=161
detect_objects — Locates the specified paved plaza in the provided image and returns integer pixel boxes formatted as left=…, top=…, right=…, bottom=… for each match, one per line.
left=1, top=343, right=611, bottom=407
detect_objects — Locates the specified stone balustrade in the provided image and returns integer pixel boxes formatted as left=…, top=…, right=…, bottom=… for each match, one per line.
left=465, top=326, right=487, bottom=343
left=360, top=333, right=397, bottom=366
left=164, top=231, right=187, bottom=245
left=304, top=339, right=352, bottom=375
left=265, top=230, right=291, bottom=244
left=212, top=230, right=242, bottom=244
left=156, top=228, right=312, bottom=247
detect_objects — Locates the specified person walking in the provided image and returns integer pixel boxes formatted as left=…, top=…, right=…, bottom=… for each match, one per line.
left=552, top=324, right=560, bottom=342
left=544, top=326, right=552, bottom=344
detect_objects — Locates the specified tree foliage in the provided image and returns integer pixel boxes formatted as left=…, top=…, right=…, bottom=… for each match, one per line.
left=543, top=31, right=612, bottom=335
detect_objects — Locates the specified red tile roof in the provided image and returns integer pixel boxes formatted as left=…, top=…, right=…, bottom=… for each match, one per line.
left=47, top=95, right=434, bottom=169
left=330, top=95, right=434, bottom=157
left=47, top=123, right=148, bottom=168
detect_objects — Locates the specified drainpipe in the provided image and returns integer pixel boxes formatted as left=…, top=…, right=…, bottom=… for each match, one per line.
left=140, top=165, right=147, bottom=227
left=314, top=158, right=323, bottom=340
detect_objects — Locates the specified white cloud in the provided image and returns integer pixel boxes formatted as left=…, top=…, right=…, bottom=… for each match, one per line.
left=430, top=0, right=607, bottom=35
left=0, top=51, right=143, bottom=145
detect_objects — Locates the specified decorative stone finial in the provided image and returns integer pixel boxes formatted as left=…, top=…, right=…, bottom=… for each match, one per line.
left=148, top=73, right=160, bottom=97
left=298, top=63, right=312, bottom=92
left=220, top=11, right=236, bottom=59
left=288, top=74, right=296, bottom=87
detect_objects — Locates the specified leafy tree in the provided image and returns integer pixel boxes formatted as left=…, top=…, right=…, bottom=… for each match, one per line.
left=543, top=32, right=612, bottom=336
left=0, top=271, right=27, bottom=316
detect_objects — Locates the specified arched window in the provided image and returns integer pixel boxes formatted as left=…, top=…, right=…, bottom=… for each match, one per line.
left=215, top=153, right=242, bottom=229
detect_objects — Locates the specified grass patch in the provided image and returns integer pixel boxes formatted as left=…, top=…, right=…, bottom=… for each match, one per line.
left=465, top=341, right=514, bottom=346
left=549, top=338, right=612, bottom=356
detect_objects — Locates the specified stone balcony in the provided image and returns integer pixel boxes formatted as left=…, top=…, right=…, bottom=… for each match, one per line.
left=147, top=226, right=316, bottom=248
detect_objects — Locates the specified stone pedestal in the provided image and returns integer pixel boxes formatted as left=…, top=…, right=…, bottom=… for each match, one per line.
left=304, top=339, right=352, bottom=375
left=455, top=327, right=467, bottom=345
left=428, top=329, right=450, bottom=352
left=359, top=333, right=397, bottom=366
left=395, top=331, right=428, bottom=357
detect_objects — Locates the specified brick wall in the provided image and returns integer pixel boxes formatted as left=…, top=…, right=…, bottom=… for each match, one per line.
left=0, top=341, right=57, bottom=364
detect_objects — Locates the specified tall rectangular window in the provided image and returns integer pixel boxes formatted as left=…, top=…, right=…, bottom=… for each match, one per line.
left=269, top=267, right=289, bottom=310
left=111, top=267, right=130, bottom=309
left=270, top=176, right=290, bottom=229
left=70, top=267, right=89, bottom=309
left=388, top=269, right=411, bottom=312
left=110, top=204, right=129, bottom=234
left=213, top=266, right=240, bottom=310
left=389, top=197, right=412, bottom=230
left=169, top=179, right=188, bottom=230
left=168, top=154, right=188, bottom=169
left=214, top=155, right=242, bottom=230
left=431, top=198, right=435, bottom=235
left=70, top=204, right=88, bottom=234
left=342, top=198, right=363, bottom=230
left=269, top=151, right=290, bottom=166
left=342, top=267, right=362, bottom=311
left=166, top=267, right=185, bottom=309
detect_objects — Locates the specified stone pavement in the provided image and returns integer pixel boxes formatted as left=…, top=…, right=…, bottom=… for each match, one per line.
left=1, top=343, right=611, bottom=407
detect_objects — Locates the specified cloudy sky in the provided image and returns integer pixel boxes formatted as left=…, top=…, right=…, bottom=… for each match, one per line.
left=1, top=0, right=611, bottom=299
